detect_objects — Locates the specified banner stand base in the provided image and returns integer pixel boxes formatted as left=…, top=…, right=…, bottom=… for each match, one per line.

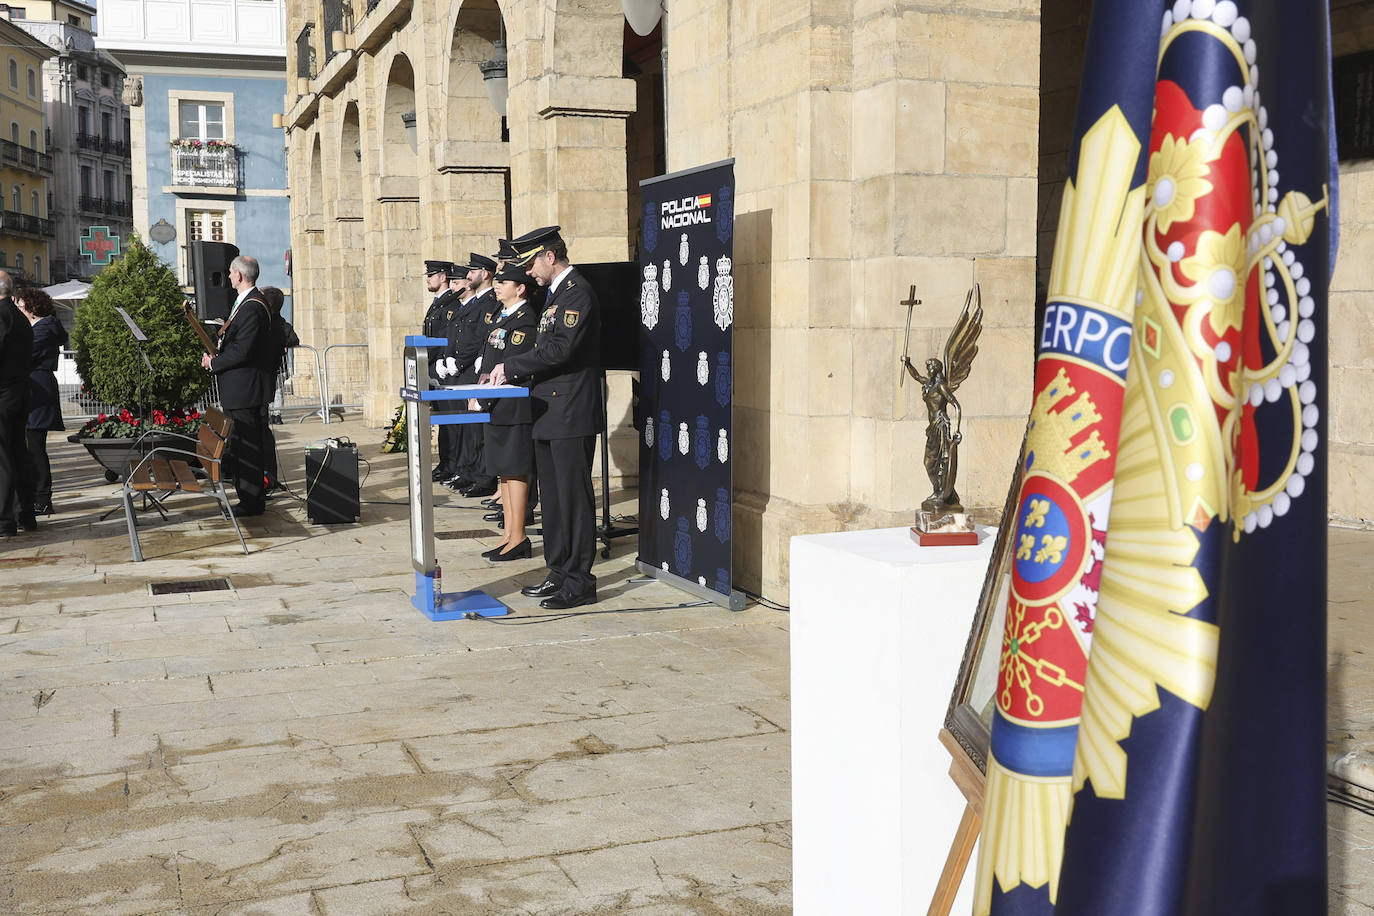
left=412, top=572, right=510, bottom=620
left=635, top=560, right=746, bottom=611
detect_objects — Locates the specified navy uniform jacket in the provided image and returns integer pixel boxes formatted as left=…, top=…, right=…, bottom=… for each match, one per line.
left=211, top=288, right=273, bottom=410
left=477, top=302, right=538, bottom=425
left=422, top=288, right=457, bottom=339
left=502, top=267, right=602, bottom=440
left=0, top=297, right=33, bottom=411
left=445, top=288, right=497, bottom=385
left=27, top=314, right=67, bottom=430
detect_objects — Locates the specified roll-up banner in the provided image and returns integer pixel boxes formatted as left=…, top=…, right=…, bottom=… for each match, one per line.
left=635, top=159, right=744, bottom=610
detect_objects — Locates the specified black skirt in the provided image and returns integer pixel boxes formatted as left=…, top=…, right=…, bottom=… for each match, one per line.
left=484, top=422, right=534, bottom=478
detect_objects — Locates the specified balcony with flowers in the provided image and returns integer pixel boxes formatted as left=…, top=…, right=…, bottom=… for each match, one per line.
left=169, top=138, right=241, bottom=191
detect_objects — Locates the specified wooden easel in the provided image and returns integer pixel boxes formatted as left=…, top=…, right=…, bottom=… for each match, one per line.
left=927, top=728, right=987, bottom=916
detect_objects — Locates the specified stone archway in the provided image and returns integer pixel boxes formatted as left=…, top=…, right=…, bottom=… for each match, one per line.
left=439, top=0, right=511, bottom=257
left=362, top=54, right=424, bottom=420
left=336, top=102, right=367, bottom=332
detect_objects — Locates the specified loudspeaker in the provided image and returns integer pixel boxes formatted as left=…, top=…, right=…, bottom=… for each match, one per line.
left=305, top=442, right=361, bottom=524
left=192, top=241, right=240, bottom=321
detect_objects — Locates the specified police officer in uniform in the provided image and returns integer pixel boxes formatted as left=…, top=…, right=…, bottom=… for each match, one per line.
left=438, top=252, right=499, bottom=497
left=490, top=226, right=602, bottom=609
left=422, top=260, right=462, bottom=483
left=475, top=263, right=539, bottom=559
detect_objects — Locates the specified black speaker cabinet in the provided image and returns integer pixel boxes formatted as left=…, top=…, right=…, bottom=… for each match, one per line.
left=305, top=443, right=360, bottom=524
left=192, top=241, right=240, bottom=321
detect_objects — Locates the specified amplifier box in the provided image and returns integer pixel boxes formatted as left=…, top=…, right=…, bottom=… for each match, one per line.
left=305, top=443, right=360, bottom=524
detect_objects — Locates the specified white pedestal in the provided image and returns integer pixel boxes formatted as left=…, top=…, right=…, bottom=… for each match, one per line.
left=790, top=525, right=993, bottom=915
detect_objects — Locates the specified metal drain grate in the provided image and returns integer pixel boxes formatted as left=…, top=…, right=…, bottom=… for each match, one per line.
left=148, top=577, right=233, bottom=596
left=435, top=529, right=496, bottom=540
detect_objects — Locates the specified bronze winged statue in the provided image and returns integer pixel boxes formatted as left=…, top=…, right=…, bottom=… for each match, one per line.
left=902, top=284, right=983, bottom=517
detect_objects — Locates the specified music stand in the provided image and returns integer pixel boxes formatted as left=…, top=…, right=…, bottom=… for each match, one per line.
left=103, top=308, right=167, bottom=519
left=580, top=262, right=641, bottom=558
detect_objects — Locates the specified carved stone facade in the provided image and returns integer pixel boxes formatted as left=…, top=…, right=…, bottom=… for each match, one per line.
left=283, top=0, right=1374, bottom=600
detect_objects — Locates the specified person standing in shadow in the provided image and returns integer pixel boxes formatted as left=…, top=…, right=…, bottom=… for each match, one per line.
left=259, top=286, right=297, bottom=493
left=16, top=287, right=65, bottom=518
left=0, top=271, right=34, bottom=536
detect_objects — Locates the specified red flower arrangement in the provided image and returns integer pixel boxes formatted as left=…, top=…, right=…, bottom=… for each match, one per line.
left=79, top=407, right=203, bottom=439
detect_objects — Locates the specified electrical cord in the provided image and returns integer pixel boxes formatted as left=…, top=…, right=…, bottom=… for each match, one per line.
left=465, top=599, right=712, bottom=624
left=738, top=586, right=790, bottom=612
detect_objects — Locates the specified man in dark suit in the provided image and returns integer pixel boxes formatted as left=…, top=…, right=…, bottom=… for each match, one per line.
left=0, top=270, right=33, bottom=537
left=201, top=255, right=273, bottom=516
left=491, top=226, right=602, bottom=610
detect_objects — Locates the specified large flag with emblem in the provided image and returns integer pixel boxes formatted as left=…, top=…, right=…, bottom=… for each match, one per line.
left=974, top=1, right=1336, bottom=914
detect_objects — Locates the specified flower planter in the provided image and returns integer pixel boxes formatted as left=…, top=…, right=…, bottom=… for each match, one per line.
left=68, top=432, right=201, bottom=483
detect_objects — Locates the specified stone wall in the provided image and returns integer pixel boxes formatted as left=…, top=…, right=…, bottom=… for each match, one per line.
left=284, top=0, right=1042, bottom=602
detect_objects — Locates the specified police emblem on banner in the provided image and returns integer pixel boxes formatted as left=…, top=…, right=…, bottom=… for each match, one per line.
left=644, top=415, right=654, bottom=449
left=715, top=185, right=734, bottom=243
left=674, top=517, right=692, bottom=574
left=658, top=409, right=672, bottom=462
left=677, top=421, right=689, bottom=456
left=675, top=292, right=692, bottom=352
left=641, top=263, right=660, bottom=330
left=697, top=351, right=709, bottom=386
left=679, top=232, right=689, bottom=266
left=696, top=498, right=708, bottom=533
left=662, top=259, right=672, bottom=292
left=715, top=351, right=731, bottom=407
left=643, top=199, right=659, bottom=253
left=714, top=487, right=730, bottom=543
left=717, top=428, right=729, bottom=463
left=694, top=415, right=711, bottom=470
left=713, top=256, right=734, bottom=331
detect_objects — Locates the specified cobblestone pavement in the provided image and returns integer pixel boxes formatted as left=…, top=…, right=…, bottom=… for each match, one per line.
left=2, top=421, right=1370, bottom=913
left=0, top=420, right=790, bottom=914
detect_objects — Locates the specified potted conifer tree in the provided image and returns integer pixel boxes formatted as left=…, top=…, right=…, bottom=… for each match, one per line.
left=68, top=235, right=214, bottom=479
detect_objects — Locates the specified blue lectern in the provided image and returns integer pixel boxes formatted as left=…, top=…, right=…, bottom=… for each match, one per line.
left=400, top=335, right=528, bottom=620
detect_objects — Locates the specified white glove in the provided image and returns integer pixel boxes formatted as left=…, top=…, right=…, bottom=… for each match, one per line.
left=435, top=359, right=449, bottom=379
left=445, top=357, right=458, bottom=377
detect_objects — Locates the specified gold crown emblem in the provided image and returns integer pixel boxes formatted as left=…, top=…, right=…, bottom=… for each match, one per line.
left=1028, top=368, right=1111, bottom=484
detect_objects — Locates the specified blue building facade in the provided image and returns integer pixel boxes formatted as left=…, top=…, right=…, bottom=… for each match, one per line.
left=97, top=1, right=290, bottom=317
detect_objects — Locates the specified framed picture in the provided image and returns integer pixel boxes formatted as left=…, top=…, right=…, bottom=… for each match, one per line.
left=942, top=429, right=1029, bottom=774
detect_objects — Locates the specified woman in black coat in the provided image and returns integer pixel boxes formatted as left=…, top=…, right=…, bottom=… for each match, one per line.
left=16, top=288, right=65, bottom=516
left=475, top=265, right=539, bottom=561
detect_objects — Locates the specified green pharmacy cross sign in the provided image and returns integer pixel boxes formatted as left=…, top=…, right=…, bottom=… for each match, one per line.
left=80, top=226, right=121, bottom=266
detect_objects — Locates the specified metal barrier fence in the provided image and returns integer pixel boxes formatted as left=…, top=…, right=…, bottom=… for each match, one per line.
left=320, top=343, right=369, bottom=424
left=58, top=341, right=368, bottom=426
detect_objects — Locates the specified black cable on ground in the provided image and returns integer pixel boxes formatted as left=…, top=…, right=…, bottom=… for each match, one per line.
left=738, top=586, right=790, bottom=612
left=467, top=599, right=712, bottom=625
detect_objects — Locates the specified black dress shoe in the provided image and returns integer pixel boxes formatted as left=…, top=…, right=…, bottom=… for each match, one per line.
left=482, top=510, right=503, bottom=522
left=460, top=483, right=497, bottom=498
left=480, top=543, right=506, bottom=558
left=540, top=588, right=597, bottom=610
left=234, top=503, right=266, bottom=517
left=431, top=468, right=448, bottom=482
left=489, top=538, right=531, bottom=562
left=521, top=578, right=562, bottom=598
left=480, top=497, right=500, bottom=508
left=18, top=512, right=38, bottom=531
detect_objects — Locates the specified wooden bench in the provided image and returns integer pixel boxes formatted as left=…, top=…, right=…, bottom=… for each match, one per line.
left=121, top=406, right=248, bottom=561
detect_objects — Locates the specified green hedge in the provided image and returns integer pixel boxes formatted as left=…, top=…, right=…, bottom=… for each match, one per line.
left=71, top=235, right=211, bottom=411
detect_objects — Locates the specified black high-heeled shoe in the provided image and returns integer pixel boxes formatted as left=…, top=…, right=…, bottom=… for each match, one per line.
left=489, top=539, right=531, bottom=561
left=480, top=542, right=507, bottom=558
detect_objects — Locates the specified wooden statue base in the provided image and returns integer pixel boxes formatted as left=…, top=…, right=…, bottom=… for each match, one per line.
left=911, top=527, right=980, bottom=546
left=912, top=509, right=978, bottom=547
